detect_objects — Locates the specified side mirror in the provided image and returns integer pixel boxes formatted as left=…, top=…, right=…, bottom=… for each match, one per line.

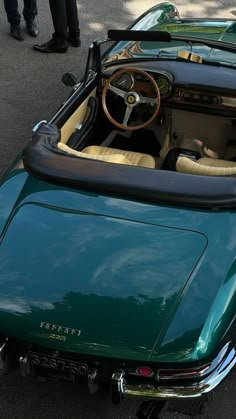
left=62, top=72, right=78, bottom=87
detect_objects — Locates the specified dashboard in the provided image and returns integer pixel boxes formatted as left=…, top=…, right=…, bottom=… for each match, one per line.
left=166, top=87, right=236, bottom=112
left=109, top=70, right=173, bottom=98
left=101, top=60, right=236, bottom=115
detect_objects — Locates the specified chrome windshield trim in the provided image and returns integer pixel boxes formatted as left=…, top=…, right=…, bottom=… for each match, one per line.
left=112, top=343, right=236, bottom=400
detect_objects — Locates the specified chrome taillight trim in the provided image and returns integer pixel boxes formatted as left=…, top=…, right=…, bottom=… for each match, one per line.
left=158, top=342, right=230, bottom=380
left=157, top=363, right=210, bottom=380
left=111, top=342, right=236, bottom=401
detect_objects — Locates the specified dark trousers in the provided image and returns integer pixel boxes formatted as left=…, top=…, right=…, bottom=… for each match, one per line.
left=49, top=0, right=80, bottom=44
left=4, top=0, right=37, bottom=25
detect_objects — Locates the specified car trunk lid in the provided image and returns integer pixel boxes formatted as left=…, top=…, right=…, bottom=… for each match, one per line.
left=0, top=203, right=207, bottom=361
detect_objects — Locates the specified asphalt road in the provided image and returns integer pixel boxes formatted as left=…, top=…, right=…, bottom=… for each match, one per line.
left=0, top=0, right=236, bottom=418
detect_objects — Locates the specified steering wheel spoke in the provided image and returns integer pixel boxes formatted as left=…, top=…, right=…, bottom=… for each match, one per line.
left=108, top=85, right=126, bottom=98
left=140, top=96, right=157, bottom=105
left=123, top=105, right=133, bottom=126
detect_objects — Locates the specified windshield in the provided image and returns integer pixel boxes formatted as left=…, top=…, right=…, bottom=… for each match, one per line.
left=102, top=20, right=236, bottom=67
left=103, top=40, right=236, bottom=68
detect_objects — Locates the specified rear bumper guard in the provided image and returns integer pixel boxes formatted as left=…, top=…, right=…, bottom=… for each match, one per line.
left=111, top=342, right=236, bottom=402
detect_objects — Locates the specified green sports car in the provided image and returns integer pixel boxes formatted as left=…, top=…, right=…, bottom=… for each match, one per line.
left=0, top=2, right=236, bottom=417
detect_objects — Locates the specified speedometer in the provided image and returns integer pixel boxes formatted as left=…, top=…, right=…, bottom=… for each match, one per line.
left=156, top=77, right=171, bottom=96
left=111, top=73, right=134, bottom=91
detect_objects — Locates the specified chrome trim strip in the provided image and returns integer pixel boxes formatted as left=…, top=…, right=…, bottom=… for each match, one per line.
left=112, top=343, right=236, bottom=400
left=113, top=371, right=126, bottom=394
left=32, top=120, right=47, bottom=133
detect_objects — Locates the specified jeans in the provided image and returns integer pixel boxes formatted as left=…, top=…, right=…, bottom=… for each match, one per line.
left=4, top=0, right=37, bottom=25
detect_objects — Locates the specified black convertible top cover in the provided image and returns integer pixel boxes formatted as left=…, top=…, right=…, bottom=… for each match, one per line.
left=22, top=123, right=236, bottom=209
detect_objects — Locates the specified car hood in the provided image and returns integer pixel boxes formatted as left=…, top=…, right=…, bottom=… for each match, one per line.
left=0, top=201, right=207, bottom=361
left=104, top=20, right=236, bottom=64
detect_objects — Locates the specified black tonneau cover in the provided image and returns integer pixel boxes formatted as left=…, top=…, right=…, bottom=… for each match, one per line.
left=22, top=123, right=236, bottom=209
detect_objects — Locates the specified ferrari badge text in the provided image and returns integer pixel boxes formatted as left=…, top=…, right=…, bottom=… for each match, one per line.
left=40, top=322, right=81, bottom=337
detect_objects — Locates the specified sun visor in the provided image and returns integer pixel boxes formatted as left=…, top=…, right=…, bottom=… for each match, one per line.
left=107, top=30, right=171, bottom=42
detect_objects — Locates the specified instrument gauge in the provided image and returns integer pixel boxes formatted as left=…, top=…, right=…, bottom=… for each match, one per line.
left=156, top=77, right=171, bottom=96
left=112, top=73, right=134, bottom=91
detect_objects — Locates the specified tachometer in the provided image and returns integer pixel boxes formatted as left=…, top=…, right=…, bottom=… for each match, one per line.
left=156, top=77, right=171, bottom=96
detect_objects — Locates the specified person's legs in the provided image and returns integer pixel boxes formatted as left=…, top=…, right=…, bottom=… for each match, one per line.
left=66, top=0, right=80, bottom=35
left=23, top=0, right=38, bottom=37
left=3, top=0, right=20, bottom=25
left=23, top=0, right=37, bottom=21
left=3, top=0, right=24, bottom=40
left=33, top=0, right=68, bottom=52
left=66, top=0, right=81, bottom=47
left=49, top=0, right=68, bottom=44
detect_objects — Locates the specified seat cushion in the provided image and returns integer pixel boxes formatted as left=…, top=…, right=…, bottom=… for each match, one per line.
left=176, top=156, right=236, bottom=176
left=83, top=146, right=155, bottom=168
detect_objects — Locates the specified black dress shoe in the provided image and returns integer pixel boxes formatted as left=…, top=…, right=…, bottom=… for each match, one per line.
left=33, top=39, right=68, bottom=53
left=26, top=20, right=39, bottom=37
left=68, top=34, right=81, bottom=48
left=10, top=24, right=24, bottom=41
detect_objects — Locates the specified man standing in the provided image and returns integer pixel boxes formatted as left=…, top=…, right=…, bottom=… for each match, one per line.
left=4, top=0, right=38, bottom=41
left=34, top=0, right=80, bottom=53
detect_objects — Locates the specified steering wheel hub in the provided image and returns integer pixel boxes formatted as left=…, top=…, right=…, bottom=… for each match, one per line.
left=125, top=92, right=140, bottom=106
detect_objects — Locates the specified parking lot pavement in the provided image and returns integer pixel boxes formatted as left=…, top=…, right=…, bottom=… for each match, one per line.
left=0, top=0, right=235, bottom=417
left=0, top=368, right=235, bottom=418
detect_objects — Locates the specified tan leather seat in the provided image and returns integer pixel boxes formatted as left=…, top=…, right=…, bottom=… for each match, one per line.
left=58, top=143, right=155, bottom=168
left=176, top=156, right=236, bottom=176
left=83, top=146, right=155, bottom=168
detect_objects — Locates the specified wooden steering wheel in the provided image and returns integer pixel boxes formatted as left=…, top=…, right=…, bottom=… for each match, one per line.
left=102, top=68, right=161, bottom=131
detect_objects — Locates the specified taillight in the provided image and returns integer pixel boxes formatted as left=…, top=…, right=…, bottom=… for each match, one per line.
left=136, top=366, right=153, bottom=377
left=158, top=363, right=211, bottom=380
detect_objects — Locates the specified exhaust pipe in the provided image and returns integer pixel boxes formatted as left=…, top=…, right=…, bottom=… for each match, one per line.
left=88, top=368, right=99, bottom=394
left=19, top=354, right=32, bottom=377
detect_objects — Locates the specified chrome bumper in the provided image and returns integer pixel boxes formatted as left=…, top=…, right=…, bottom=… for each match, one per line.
left=112, top=343, right=236, bottom=402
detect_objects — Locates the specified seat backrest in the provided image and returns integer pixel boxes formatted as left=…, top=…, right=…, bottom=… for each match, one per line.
left=58, top=143, right=156, bottom=168
left=176, top=156, right=236, bottom=176
left=83, top=145, right=155, bottom=168
left=58, top=142, right=133, bottom=165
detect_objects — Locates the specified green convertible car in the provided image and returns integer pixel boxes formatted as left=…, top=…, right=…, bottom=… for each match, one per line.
left=0, top=2, right=236, bottom=417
